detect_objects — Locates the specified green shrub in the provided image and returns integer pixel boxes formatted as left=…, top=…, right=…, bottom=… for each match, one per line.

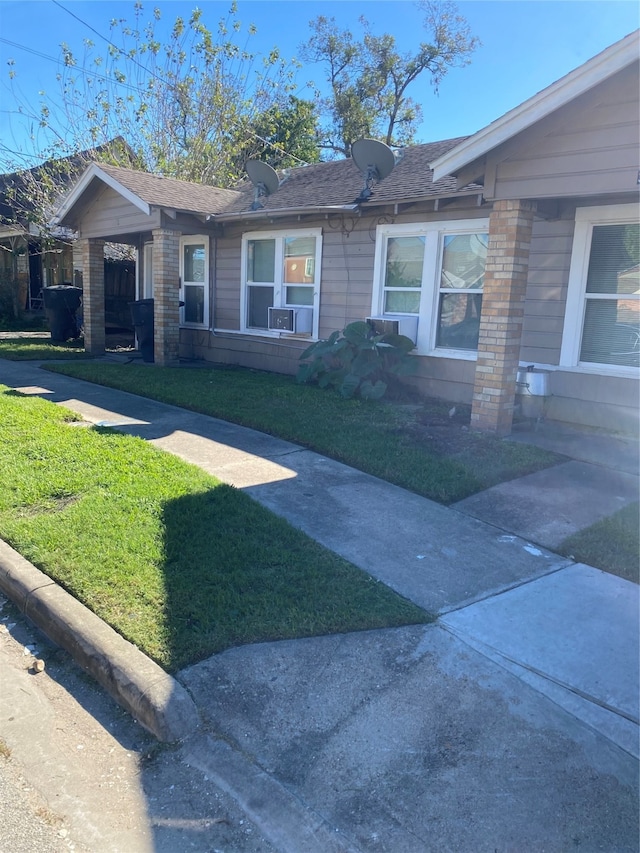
left=297, top=320, right=416, bottom=399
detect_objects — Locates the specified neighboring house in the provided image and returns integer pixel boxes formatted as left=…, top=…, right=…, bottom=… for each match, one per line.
left=53, top=32, right=639, bottom=434
left=0, top=172, right=75, bottom=312
left=0, top=140, right=135, bottom=316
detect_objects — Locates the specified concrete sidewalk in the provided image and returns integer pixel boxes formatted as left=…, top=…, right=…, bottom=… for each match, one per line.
left=0, top=357, right=638, bottom=851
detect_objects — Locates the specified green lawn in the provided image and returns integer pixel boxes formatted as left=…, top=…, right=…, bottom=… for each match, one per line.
left=0, top=387, right=428, bottom=671
left=558, top=503, right=639, bottom=583
left=45, top=361, right=563, bottom=505
left=0, top=337, right=90, bottom=360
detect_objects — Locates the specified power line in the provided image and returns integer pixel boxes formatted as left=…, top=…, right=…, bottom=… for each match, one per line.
left=0, top=37, right=149, bottom=97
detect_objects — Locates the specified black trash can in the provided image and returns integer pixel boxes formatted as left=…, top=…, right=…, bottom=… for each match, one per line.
left=129, top=298, right=154, bottom=362
left=43, top=285, right=83, bottom=342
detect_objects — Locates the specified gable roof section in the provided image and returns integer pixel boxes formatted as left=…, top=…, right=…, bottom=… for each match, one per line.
left=430, top=30, right=640, bottom=182
left=55, top=162, right=243, bottom=225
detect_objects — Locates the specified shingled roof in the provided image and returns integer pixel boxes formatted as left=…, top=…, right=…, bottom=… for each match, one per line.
left=96, top=164, right=243, bottom=215
left=223, top=137, right=480, bottom=217
left=55, top=136, right=483, bottom=229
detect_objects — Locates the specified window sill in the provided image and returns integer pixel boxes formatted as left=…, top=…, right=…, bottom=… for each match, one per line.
left=413, top=348, right=478, bottom=361
left=558, top=363, right=639, bottom=378
left=215, top=327, right=316, bottom=341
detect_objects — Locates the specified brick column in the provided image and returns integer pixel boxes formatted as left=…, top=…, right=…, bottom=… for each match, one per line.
left=152, top=228, right=180, bottom=366
left=470, top=199, right=536, bottom=435
left=80, top=238, right=105, bottom=354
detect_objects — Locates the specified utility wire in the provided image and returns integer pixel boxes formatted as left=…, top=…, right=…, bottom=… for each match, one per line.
left=0, top=37, right=149, bottom=97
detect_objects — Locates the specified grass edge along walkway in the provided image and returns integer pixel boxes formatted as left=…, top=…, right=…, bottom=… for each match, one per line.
left=0, top=386, right=429, bottom=673
left=44, top=361, right=564, bottom=505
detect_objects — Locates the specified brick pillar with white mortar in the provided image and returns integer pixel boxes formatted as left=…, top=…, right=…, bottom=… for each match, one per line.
left=152, top=228, right=180, bottom=366
left=470, top=199, right=536, bottom=436
left=80, top=238, right=105, bottom=354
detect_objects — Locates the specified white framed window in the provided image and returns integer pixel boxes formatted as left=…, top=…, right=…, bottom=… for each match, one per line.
left=372, top=219, right=489, bottom=356
left=240, top=228, right=322, bottom=337
left=180, top=235, right=209, bottom=328
left=561, top=204, right=639, bottom=373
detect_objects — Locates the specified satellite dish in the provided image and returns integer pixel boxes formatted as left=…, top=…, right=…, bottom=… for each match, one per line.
left=245, top=160, right=280, bottom=210
left=351, top=139, right=396, bottom=201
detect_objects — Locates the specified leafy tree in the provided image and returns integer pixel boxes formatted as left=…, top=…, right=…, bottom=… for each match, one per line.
left=301, top=1, right=479, bottom=156
left=242, top=96, right=321, bottom=169
left=3, top=2, right=319, bottom=189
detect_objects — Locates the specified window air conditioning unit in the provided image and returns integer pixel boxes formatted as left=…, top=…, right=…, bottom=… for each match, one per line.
left=268, top=307, right=313, bottom=334
left=366, top=316, right=418, bottom=344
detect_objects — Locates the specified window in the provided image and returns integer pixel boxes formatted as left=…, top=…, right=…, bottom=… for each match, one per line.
left=561, top=205, right=639, bottom=371
left=241, top=228, right=322, bottom=336
left=180, top=236, right=209, bottom=328
left=372, top=219, right=489, bottom=355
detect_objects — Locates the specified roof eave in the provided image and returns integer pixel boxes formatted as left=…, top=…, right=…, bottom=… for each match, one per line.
left=431, top=30, right=640, bottom=182
left=213, top=203, right=361, bottom=223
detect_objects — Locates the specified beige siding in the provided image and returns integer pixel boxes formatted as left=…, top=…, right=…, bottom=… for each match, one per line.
left=545, top=371, right=639, bottom=433
left=519, top=211, right=575, bottom=365
left=486, top=63, right=639, bottom=200
left=213, top=233, right=242, bottom=329
left=320, top=225, right=375, bottom=335
left=78, top=183, right=161, bottom=239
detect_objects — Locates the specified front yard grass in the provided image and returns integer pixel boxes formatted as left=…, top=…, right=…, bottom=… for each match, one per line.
left=0, top=337, right=91, bottom=360
left=0, top=387, right=428, bottom=672
left=45, top=362, right=564, bottom=505
left=558, top=503, right=639, bottom=583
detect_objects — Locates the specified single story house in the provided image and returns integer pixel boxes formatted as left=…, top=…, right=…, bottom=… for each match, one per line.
left=53, top=31, right=639, bottom=434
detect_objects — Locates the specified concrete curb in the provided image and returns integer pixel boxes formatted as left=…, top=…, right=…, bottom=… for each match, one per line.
left=0, top=538, right=200, bottom=742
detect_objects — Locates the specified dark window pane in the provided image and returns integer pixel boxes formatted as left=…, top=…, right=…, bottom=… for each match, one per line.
left=248, top=285, right=274, bottom=328
left=436, top=293, right=482, bottom=350
left=247, top=240, right=275, bottom=283
left=184, top=285, right=204, bottom=324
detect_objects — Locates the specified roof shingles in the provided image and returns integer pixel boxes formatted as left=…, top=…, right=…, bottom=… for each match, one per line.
left=94, top=138, right=480, bottom=220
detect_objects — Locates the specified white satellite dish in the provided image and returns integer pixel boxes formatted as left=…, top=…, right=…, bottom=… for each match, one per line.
left=245, top=160, right=280, bottom=210
left=351, top=139, right=396, bottom=201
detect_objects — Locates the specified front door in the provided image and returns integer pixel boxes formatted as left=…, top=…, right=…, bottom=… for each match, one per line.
left=180, top=236, right=209, bottom=328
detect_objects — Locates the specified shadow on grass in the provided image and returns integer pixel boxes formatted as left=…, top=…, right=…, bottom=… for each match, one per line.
left=159, top=485, right=430, bottom=673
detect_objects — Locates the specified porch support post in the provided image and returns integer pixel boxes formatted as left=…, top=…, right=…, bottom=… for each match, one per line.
left=152, top=228, right=180, bottom=366
left=470, top=199, right=536, bottom=435
left=80, top=238, right=105, bottom=354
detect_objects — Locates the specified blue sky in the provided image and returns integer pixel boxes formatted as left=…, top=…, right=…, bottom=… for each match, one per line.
left=0, top=0, right=638, bottom=169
